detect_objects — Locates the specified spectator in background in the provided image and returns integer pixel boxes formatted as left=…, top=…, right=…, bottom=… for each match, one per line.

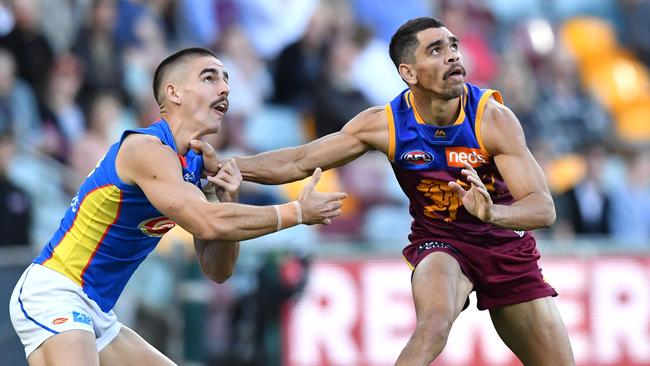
left=312, top=27, right=371, bottom=138
left=340, top=151, right=411, bottom=241
left=352, top=0, right=432, bottom=43
left=271, top=3, right=335, bottom=110
left=38, top=55, right=85, bottom=163
left=0, top=48, right=41, bottom=143
left=73, top=0, right=125, bottom=109
left=123, top=11, right=169, bottom=106
left=555, top=144, right=612, bottom=237
left=349, top=23, right=406, bottom=106
left=439, top=1, right=499, bottom=86
left=237, top=0, right=318, bottom=60
left=115, top=0, right=177, bottom=49
left=0, top=0, right=54, bottom=101
left=609, top=149, right=650, bottom=246
left=69, top=92, right=122, bottom=179
left=37, top=0, right=89, bottom=55
left=492, top=50, right=539, bottom=141
left=113, top=0, right=148, bottom=48
left=0, top=132, right=31, bottom=247
left=215, top=25, right=274, bottom=150
left=0, top=2, right=14, bottom=36
left=532, top=48, right=611, bottom=154
left=142, top=0, right=178, bottom=45
left=176, top=0, right=220, bottom=47
left=619, top=0, right=650, bottom=67
left=217, top=26, right=273, bottom=119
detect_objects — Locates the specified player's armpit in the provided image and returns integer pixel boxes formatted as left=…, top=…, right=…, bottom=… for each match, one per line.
left=479, top=99, right=556, bottom=230
left=236, top=106, right=388, bottom=184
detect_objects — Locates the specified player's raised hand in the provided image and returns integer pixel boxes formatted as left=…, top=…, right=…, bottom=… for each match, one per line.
left=298, top=167, right=347, bottom=225
left=190, top=138, right=221, bottom=177
left=207, top=158, right=242, bottom=202
left=448, top=162, right=493, bottom=222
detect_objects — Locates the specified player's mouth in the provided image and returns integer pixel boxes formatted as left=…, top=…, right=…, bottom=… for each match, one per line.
left=210, top=98, right=229, bottom=115
left=444, top=65, right=466, bottom=81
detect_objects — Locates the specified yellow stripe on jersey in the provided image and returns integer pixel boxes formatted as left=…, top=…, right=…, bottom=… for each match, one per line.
left=452, top=91, right=467, bottom=125
left=475, top=90, right=504, bottom=157
left=408, top=92, right=426, bottom=124
left=43, top=185, right=122, bottom=286
left=385, top=103, right=396, bottom=162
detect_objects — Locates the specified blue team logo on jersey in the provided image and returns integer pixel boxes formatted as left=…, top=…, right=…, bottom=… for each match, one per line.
left=183, top=171, right=195, bottom=183
left=72, top=311, right=92, bottom=325
left=401, top=150, right=434, bottom=165
left=183, top=169, right=202, bottom=188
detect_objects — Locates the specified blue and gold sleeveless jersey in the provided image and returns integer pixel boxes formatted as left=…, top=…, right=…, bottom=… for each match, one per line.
left=34, top=120, right=203, bottom=312
left=386, top=82, right=532, bottom=247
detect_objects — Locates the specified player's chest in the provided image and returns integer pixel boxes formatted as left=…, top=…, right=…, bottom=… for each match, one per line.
left=393, top=122, right=486, bottom=171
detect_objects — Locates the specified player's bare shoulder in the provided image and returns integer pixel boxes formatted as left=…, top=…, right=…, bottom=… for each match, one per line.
left=480, top=97, right=527, bottom=156
left=116, top=133, right=177, bottom=185
left=342, top=106, right=390, bottom=154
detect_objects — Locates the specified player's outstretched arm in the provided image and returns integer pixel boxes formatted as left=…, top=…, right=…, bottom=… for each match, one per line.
left=116, top=134, right=347, bottom=243
left=235, top=107, right=389, bottom=184
left=452, top=98, right=555, bottom=230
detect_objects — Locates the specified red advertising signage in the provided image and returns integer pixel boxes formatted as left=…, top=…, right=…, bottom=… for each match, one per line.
left=283, top=257, right=650, bottom=366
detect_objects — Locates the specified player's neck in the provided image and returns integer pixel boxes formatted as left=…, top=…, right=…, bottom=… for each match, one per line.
left=161, top=113, right=192, bottom=155
left=412, top=92, right=462, bottom=127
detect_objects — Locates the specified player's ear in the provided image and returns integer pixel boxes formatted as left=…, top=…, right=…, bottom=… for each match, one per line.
left=165, top=83, right=181, bottom=105
left=399, top=63, right=417, bottom=84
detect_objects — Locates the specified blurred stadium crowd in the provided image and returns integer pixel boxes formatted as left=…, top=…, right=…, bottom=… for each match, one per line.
left=0, top=0, right=649, bottom=364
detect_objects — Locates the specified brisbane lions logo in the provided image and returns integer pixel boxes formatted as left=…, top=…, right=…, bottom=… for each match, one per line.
left=401, top=150, right=433, bottom=165
left=139, top=216, right=176, bottom=237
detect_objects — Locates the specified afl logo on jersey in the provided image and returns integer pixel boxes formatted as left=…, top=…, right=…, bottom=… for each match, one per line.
left=139, top=216, right=176, bottom=237
left=401, top=150, right=434, bottom=165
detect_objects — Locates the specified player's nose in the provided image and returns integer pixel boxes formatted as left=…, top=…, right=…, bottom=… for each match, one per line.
left=217, top=81, right=230, bottom=96
left=445, top=53, right=459, bottom=64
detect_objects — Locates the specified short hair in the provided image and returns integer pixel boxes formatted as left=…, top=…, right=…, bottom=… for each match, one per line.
left=152, top=47, right=218, bottom=104
left=389, top=17, right=445, bottom=68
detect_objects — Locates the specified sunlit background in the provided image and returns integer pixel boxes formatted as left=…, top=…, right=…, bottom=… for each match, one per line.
left=0, top=0, right=649, bottom=365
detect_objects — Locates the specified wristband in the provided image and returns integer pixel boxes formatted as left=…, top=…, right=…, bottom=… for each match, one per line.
left=273, top=201, right=302, bottom=231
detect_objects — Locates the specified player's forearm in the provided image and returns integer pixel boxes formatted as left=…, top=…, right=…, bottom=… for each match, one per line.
left=236, top=147, right=310, bottom=184
left=194, top=238, right=240, bottom=283
left=194, top=188, right=240, bottom=283
left=189, top=201, right=302, bottom=242
left=487, top=193, right=556, bottom=230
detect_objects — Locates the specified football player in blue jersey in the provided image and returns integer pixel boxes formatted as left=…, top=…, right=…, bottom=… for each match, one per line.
left=10, top=48, right=347, bottom=366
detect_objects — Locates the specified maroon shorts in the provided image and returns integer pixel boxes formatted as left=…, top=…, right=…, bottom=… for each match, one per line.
left=402, top=236, right=557, bottom=310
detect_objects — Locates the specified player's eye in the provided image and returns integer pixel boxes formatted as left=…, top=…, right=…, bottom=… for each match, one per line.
left=204, top=76, right=214, bottom=83
left=431, top=47, right=440, bottom=55
left=451, top=43, right=459, bottom=51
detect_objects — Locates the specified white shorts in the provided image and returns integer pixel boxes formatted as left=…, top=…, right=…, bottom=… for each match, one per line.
left=9, top=263, right=123, bottom=358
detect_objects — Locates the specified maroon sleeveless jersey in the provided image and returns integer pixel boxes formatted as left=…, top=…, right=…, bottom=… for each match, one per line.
left=386, top=83, right=533, bottom=248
